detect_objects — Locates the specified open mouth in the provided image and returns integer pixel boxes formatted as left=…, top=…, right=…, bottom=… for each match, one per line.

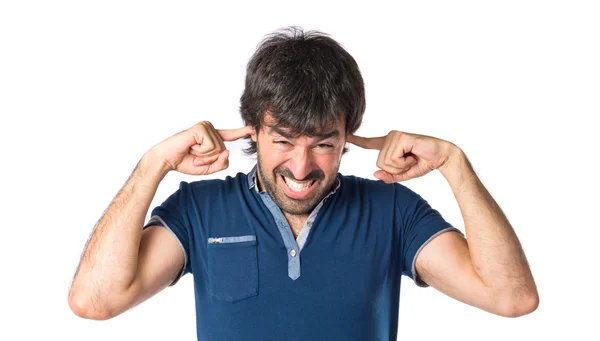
left=278, top=174, right=317, bottom=199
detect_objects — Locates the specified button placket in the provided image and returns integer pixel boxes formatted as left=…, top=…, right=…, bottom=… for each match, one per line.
left=250, top=167, right=341, bottom=281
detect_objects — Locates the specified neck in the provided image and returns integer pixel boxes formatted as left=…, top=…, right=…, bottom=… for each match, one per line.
left=283, top=212, right=309, bottom=239
left=256, top=168, right=309, bottom=234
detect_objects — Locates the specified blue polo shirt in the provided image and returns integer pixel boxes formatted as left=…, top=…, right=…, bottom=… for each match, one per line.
left=143, top=164, right=460, bottom=341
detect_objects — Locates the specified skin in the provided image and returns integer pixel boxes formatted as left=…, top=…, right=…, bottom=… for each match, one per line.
left=347, top=130, right=540, bottom=317
left=68, top=121, right=252, bottom=320
left=252, top=116, right=539, bottom=317
left=250, top=116, right=346, bottom=236
left=69, top=117, right=538, bottom=320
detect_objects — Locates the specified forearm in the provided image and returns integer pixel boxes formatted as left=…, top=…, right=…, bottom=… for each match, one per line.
left=69, top=149, right=170, bottom=311
left=438, top=146, right=537, bottom=300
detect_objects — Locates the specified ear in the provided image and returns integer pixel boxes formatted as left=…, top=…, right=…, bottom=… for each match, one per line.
left=250, top=129, right=257, bottom=142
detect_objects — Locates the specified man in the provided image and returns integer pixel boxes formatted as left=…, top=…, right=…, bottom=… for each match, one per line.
left=68, top=26, right=538, bottom=340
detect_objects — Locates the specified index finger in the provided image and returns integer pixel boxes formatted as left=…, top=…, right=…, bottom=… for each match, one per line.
left=346, top=134, right=385, bottom=150
left=217, top=126, right=254, bottom=142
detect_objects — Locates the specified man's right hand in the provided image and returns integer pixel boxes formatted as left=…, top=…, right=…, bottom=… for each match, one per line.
left=150, top=121, right=254, bottom=176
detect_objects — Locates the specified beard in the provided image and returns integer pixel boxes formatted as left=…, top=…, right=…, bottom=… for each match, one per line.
left=256, top=154, right=338, bottom=216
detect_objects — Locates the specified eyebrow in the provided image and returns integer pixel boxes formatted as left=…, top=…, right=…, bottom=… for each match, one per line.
left=269, top=126, right=341, bottom=141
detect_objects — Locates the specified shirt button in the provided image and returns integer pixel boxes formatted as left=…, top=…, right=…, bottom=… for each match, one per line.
left=290, top=249, right=297, bottom=257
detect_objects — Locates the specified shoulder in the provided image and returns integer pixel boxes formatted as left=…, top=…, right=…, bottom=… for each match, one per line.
left=182, top=172, right=249, bottom=196
left=338, top=173, right=412, bottom=199
left=339, top=173, right=384, bottom=189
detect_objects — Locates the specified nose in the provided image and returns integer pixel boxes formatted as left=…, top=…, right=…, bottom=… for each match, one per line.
left=288, top=147, right=314, bottom=180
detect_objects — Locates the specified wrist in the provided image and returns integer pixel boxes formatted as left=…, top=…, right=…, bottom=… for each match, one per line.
left=140, top=149, right=172, bottom=180
left=438, top=144, right=474, bottom=185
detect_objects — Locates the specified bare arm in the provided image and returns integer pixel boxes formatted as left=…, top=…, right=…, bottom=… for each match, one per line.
left=68, top=150, right=176, bottom=320
left=346, top=131, right=539, bottom=317
left=416, top=147, right=539, bottom=317
left=68, top=123, right=254, bottom=320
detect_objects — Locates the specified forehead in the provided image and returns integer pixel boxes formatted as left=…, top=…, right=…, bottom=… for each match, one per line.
left=265, top=126, right=341, bottom=142
left=261, top=113, right=345, bottom=137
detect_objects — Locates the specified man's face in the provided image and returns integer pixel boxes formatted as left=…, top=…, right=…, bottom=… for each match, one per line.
left=252, top=115, right=346, bottom=216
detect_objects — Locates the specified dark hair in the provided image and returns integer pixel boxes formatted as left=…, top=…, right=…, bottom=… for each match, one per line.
left=240, top=26, right=366, bottom=155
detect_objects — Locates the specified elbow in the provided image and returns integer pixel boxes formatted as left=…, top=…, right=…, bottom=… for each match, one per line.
left=68, top=289, right=115, bottom=321
left=496, top=290, right=540, bottom=318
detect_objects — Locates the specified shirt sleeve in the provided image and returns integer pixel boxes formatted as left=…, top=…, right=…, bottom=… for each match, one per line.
left=143, top=181, right=192, bottom=286
left=394, top=183, right=464, bottom=288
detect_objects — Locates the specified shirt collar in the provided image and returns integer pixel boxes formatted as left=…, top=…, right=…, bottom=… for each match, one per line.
left=247, top=164, right=259, bottom=190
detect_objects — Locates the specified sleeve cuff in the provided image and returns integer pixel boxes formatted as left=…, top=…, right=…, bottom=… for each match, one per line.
left=144, top=215, right=188, bottom=286
left=411, top=227, right=464, bottom=288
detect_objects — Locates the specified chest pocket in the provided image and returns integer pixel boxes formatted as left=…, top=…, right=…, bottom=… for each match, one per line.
left=207, top=235, right=258, bottom=303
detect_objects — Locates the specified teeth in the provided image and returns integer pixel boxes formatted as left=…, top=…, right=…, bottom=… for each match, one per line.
left=283, top=176, right=313, bottom=192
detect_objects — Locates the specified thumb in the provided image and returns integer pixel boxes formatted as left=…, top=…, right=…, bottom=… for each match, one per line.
left=206, top=149, right=230, bottom=174
left=374, top=170, right=397, bottom=184
left=203, top=149, right=229, bottom=175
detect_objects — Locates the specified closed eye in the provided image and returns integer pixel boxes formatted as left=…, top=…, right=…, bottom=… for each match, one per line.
left=274, top=141, right=334, bottom=149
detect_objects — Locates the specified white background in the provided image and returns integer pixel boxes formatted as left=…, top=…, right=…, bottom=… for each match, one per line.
left=1, top=1, right=598, bottom=340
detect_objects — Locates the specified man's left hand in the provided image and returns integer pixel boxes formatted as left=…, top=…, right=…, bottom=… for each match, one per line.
left=346, top=130, right=456, bottom=183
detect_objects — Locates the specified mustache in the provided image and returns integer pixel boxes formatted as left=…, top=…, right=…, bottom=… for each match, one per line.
left=274, top=166, right=324, bottom=182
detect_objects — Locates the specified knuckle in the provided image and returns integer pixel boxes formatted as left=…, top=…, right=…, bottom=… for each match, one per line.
left=204, top=121, right=215, bottom=130
left=198, top=121, right=215, bottom=132
left=194, top=126, right=207, bottom=137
